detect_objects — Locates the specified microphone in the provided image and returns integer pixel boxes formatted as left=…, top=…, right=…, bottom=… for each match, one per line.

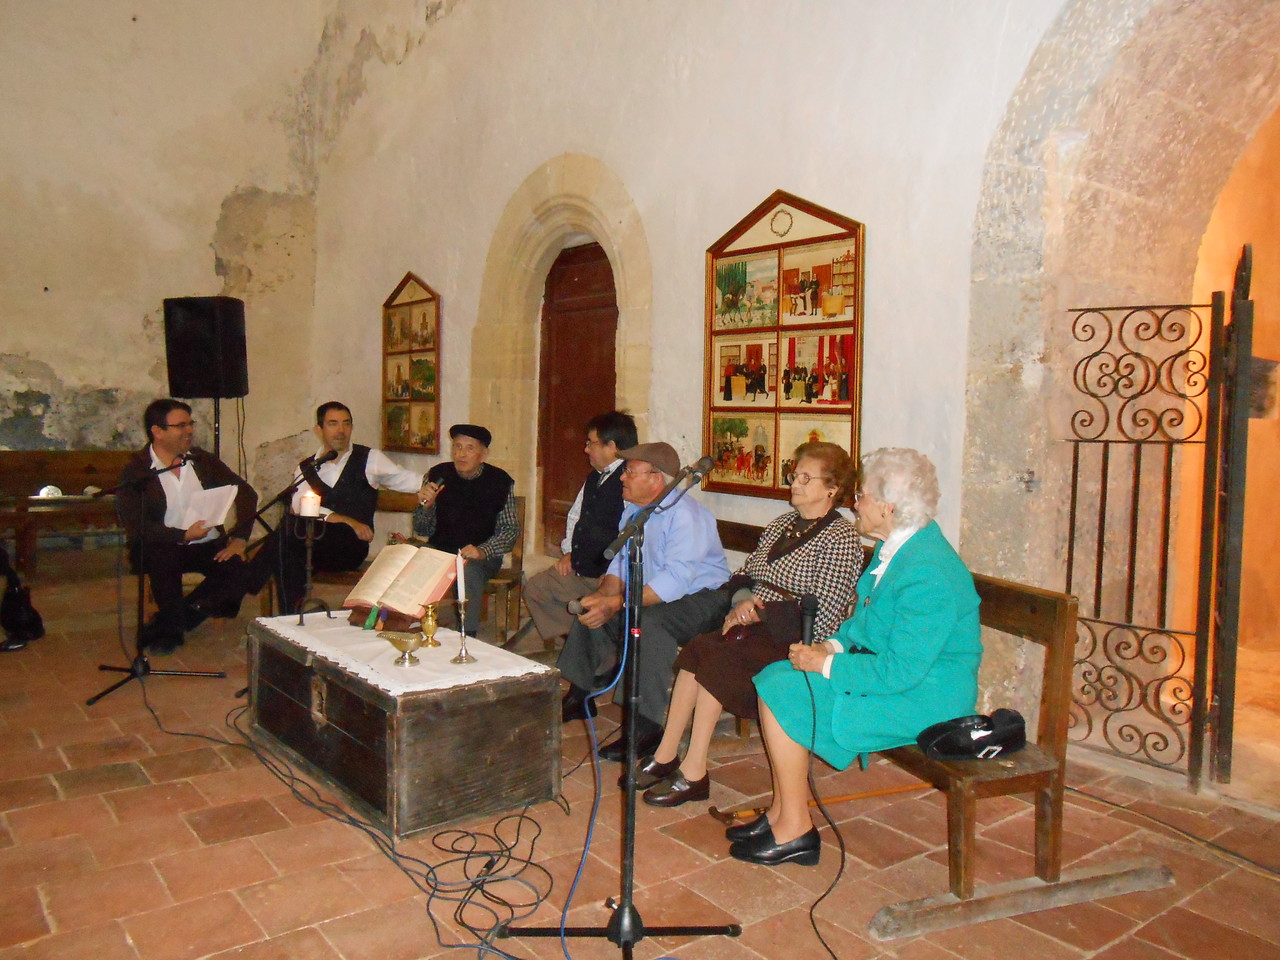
left=567, top=599, right=585, bottom=615
left=306, top=449, right=339, bottom=467
left=685, top=455, right=715, bottom=482
left=799, top=594, right=819, bottom=646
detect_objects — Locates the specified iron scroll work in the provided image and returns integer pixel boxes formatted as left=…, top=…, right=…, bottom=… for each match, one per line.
left=1064, top=303, right=1212, bottom=775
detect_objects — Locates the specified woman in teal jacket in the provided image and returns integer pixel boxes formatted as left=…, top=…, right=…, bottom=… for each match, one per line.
left=731, top=447, right=981, bottom=867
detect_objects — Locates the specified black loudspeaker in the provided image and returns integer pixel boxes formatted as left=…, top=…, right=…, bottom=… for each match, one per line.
left=163, top=296, right=249, bottom=399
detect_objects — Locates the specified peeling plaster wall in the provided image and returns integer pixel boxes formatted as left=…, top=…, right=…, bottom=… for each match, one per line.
left=308, top=0, right=1064, bottom=527
left=0, top=1, right=326, bottom=462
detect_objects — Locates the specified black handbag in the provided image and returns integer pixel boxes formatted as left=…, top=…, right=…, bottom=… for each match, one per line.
left=916, top=708, right=1026, bottom=761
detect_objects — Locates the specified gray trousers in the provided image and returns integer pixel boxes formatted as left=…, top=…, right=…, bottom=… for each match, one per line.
left=555, top=586, right=729, bottom=726
left=523, top=565, right=599, bottom=642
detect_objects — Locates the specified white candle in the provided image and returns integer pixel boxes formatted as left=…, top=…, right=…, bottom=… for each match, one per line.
left=456, top=551, right=466, bottom=602
left=299, top=488, right=321, bottom=518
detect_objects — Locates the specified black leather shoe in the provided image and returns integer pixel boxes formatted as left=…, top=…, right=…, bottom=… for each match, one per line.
left=643, top=771, right=710, bottom=807
left=561, top=686, right=598, bottom=723
left=730, top=826, right=820, bottom=867
left=598, top=719, right=663, bottom=763
left=623, top=754, right=680, bottom=791
left=725, top=813, right=771, bottom=843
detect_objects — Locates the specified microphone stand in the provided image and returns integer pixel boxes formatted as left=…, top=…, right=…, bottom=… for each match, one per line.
left=86, top=458, right=227, bottom=707
left=501, top=466, right=740, bottom=955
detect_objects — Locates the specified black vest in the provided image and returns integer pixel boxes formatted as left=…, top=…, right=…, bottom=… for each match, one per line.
left=570, top=466, right=625, bottom=578
left=308, top=445, right=378, bottom=527
left=426, top=462, right=513, bottom=553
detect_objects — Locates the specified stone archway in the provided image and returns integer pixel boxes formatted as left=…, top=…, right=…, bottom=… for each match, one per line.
left=963, top=0, right=1280, bottom=783
left=468, top=153, right=653, bottom=548
left=964, top=0, right=1280, bottom=585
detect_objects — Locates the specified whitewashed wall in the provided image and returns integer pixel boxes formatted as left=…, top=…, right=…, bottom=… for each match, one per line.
left=311, top=0, right=1066, bottom=536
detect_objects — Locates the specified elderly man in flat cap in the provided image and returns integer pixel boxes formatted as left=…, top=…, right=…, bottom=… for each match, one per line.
left=410, top=423, right=518, bottom=635
left=558, top=441, right=729, bottom=762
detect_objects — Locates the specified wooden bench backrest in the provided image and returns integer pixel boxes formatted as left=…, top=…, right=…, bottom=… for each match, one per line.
left=972, top=572, right=1077, bottom=761
left=0, top=450, right=134, bottom=498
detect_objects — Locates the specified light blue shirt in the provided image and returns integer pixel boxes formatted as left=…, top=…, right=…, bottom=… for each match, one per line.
left=606, top=491, right=729, bottom=602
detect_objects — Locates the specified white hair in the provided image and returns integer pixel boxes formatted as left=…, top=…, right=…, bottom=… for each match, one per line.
left=860, top=447, right=940, bottom=530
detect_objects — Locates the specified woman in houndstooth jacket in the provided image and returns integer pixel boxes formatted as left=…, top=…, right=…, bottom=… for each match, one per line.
left=634, top=442, right=863, bottom=807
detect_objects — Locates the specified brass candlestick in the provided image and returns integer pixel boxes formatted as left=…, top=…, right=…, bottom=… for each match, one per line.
left=420, top=604, right=441, bottom=648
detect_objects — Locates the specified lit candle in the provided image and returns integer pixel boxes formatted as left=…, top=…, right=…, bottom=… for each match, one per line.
left=455, top=551, right=466, bottom=602
left=299, top=488, right=321, bottom=518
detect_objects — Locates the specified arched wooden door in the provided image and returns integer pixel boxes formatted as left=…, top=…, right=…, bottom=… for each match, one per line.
left=537, top=243, right=618, bottom=554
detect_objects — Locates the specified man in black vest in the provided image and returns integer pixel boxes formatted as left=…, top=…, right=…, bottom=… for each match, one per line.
left=523, top=411, right=637, bottom=647
left=240, top=401, right=428, bottom=612
left=411, top=423, right=517, bottom=635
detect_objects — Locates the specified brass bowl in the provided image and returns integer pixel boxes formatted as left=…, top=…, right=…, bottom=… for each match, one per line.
left=379, top=630, right=425, bottom=666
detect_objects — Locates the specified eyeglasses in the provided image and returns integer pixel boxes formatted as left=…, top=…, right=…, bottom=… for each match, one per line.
left=785, top=471, right=831, bottom=486
left=622, top=467, right=658, bottom=477
left=160, top=420, right=196, bottom=430
left=584, top=438, right=604, bottom=447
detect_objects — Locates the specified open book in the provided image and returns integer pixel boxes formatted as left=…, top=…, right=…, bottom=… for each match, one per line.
left=342, top=543, right=458, bottom=618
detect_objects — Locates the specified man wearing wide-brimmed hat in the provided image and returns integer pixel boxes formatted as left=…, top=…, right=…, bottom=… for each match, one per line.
left=557, top=440, right=729, bottom=762
left=411, top=423, right=517, bottom=634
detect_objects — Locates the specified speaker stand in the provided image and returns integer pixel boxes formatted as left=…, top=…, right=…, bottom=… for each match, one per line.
left=212, top=398, right=222, bottom=461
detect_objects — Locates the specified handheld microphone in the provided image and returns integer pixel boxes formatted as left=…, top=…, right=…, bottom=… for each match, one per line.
left=567, top=599, right=586, bottom=615
left=308, top=449, right=340, bottom=467
left=799, top=594, right=819, bottom=646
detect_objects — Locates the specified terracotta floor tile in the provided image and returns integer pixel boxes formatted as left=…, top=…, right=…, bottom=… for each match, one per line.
left=203, top=927, right=343, bottom=960
left=737, top=906, right=875, bottom=960
left=52, top=760, right=151, bottom=798
left=0, top=776, right=58, bottom=812
left=140, top=746, right=231, bottom=782
left=250, top=819, right=376, bottom=874
left=0, top=835, right=97, bottom=892
left=5, top=793, right=117, bottom=843
left=42, top=860, right=171, bottom=931
left=184, top=798, right=292, bottom=845
left=32, top=716, right=122, bottom=749
left=676, top=857, right=814, bottom=925
left=1136, top=904, right=1280, bottom=959
left=153, top=837, right=279, bottom=903
left=83, top=814, right=202, bottom=868
left=844, top=816, right=933, bottom=870
left=1181, top=866, right=1280, bottom=944
left=332, top=853, right=421, bottom=904
left=317, top=897, right=459, bottom=960
left=104, top=781, right=209, bottom=822
left=0, top=746, right=69, bottom=780
left=188, top=764, right=294, bottom=806
left=1012, top=898, right=1140, bottom=952
left=236, top=864, right=376, bottom=936
left=0, top=920, right=140, bottom=960
left=0, top=886, right=50, bottom=949
left=61, top=734, right=153, bottom=769
left=928, top=915, right=1086, bottom=960
left=123, top=892, right=264, bottom=960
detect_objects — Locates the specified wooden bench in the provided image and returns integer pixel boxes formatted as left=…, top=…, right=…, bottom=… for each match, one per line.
left=269, top=491, right=526, bottom=644
left=0, top=450, right=134, bottom=577
left=714, top=517, right=1171, bottom=937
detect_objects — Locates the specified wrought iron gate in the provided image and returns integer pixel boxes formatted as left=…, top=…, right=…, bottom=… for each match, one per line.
left=1064, top=247, right=1254, bottom=789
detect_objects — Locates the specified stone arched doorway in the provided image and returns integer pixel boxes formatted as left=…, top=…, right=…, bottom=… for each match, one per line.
left=964, top=0, right=1280, bottom=792
left=468, top=153, right=653, bottom=551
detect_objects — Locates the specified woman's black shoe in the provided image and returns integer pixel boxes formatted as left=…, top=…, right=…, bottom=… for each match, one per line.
left=724, top=813, right=771, bottom=843
left=729, top=826, right=820, bottom=866
left=624, top=754, right=680, bottom=790
left=643, top=771, right=710, bottom=807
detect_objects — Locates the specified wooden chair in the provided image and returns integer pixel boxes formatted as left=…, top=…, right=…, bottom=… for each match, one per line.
left=481, top=495, right=525, bottom=645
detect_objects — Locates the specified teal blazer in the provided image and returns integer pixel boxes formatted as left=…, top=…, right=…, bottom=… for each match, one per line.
left=826, top=521, right=981, bottom=753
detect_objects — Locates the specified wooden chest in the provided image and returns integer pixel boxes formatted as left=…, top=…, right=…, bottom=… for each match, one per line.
left=247, top=616, right=560, bottom=838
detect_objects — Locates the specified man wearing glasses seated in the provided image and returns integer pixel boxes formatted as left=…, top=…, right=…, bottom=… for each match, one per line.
left=116, top=398, right=258, bottom=655
left=557, top=441, right=729, bottom=762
